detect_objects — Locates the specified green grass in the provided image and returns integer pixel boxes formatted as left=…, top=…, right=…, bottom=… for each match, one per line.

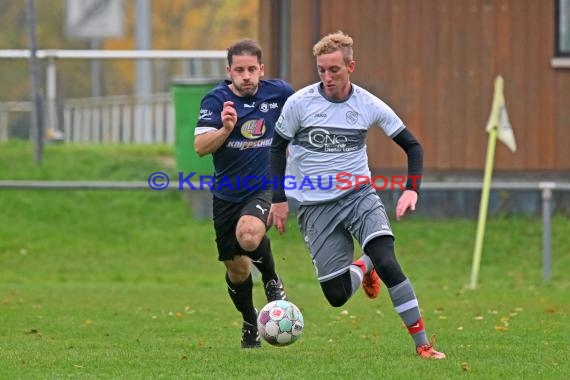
left=1, top=141, right=569, bottom=379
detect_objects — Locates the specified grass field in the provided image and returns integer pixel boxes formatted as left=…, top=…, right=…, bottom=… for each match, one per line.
left=1, top=141, right=569, bottom=379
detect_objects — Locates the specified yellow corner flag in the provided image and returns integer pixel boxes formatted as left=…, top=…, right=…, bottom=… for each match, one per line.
left=470, top=75, right=517, bottom=289
left=486, top=77, right=517, bottom=152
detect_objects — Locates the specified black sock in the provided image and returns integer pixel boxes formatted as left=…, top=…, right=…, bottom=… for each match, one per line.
left=247, top=236, right=277, bottom=284
left=225, top=273, right=257, bottom=324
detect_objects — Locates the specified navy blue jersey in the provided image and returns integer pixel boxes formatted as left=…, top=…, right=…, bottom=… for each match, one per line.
left=195, top=79, right=294, bottom=202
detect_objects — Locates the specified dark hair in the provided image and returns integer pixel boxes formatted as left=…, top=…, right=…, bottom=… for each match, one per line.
left=226, top=39, right=263, bottom=66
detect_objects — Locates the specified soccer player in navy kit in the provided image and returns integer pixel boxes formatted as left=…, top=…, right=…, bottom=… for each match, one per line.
left=269, top=31, right=446, bottom=359
left=194, top=39, right=294, bottom=348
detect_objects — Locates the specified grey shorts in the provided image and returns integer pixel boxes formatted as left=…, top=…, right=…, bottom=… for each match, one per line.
left=297, top=185, right=393, bottom=282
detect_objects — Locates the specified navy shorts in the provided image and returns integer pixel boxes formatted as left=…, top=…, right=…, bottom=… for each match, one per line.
left=213, top=190, right=271, bottom=261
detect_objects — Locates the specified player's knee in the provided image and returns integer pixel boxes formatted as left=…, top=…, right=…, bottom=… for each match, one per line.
left=237, top=234, right=260, bottom=252
left=236, top=227, right=262, bottom=251
left=364, top=236, right=406, bottom=287
left=376, top=252, right=399, bottom=273
left=324, top=291, right=349, bottom=307
left=320, top=275, right=351, bottom=307
left=236, top=217, right=264, bottom=251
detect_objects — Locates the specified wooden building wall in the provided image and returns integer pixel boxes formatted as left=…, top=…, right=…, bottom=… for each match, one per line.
left=259, top=0, right=570, bottom=173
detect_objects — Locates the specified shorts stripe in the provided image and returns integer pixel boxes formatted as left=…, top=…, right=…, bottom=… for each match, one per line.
left=362, top=230, right=394, bottom=249
left=318, top=266, right=350, bottom=282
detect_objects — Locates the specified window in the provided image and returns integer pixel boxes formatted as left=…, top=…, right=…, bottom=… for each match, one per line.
left=556, top=0, right=570, bottom=56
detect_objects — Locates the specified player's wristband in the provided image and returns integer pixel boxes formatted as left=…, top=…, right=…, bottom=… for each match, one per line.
left=272, top=191, right=288, bottom=203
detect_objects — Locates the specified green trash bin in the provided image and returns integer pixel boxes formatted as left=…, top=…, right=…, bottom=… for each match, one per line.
left=171, top=77, right=223, bottom=175
left=171, top=77, right=223, bottom=219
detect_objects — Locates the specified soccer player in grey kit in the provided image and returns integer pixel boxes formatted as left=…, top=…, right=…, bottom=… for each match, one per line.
left=268, top=31, right=446, bottom=359
left=194, top=39, right=294, bottom=348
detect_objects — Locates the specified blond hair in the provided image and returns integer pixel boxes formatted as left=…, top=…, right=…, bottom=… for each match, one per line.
left=312, top=31, right=354, bottom=63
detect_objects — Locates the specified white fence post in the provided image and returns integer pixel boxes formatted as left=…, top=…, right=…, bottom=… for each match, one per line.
left=0, top=110, right=8, bottom=142
left=540, top=182, right=555, bottom=281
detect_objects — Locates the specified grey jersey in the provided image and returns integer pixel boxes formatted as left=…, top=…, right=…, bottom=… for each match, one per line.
left=275, top=82, right=405, bottom=203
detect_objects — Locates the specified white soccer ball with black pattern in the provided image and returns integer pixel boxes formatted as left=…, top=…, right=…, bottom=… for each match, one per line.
left=257, top=300, right=304, bottom=346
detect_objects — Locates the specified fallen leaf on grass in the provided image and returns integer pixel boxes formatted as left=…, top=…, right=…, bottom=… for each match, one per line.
left=494, top=325, right=509, bottom=331
left=461, top=362, right=471, bottom=371
left=24, top=329, right=41, bottom=336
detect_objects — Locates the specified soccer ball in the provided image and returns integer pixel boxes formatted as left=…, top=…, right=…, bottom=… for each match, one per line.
left=257, top=300, right=304, bottom=346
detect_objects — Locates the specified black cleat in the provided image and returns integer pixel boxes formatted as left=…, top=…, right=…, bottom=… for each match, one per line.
left=264, top=276, right=288, bottom=302
left=241, top=321, right=261, bottom=349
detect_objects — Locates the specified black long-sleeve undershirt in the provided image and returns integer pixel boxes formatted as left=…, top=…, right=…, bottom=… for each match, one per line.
left=392, top=128, right=423, bottom=193
left=270, top=133, right=290, bottom=203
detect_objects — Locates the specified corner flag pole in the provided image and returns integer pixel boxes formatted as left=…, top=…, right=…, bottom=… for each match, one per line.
left=469, top=76, right=503, bottom=289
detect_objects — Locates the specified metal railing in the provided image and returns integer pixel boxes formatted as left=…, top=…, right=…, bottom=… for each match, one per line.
left=62, top=93, right=174, bottom=143
left=0, top=49, right=226, bottom=143
left=1, top=179, right=568, bottom=282
left=0, top=95, right=177, bottom=143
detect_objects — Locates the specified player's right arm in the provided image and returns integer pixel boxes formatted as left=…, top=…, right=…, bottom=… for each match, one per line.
left=268, top=96, right=300, bottom=234
left=194, top=101, right=236, bottom=157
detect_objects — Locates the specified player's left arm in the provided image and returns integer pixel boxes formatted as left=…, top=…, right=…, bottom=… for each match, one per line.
left=392, top=128, right=424, bottom=220
left=268, top=132, right=290, bottom=234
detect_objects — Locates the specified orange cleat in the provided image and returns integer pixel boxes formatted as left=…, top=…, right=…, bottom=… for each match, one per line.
left=416, top=344, right=447, bottom=359
left=362, top=268, right=381, bottom=299
left=352, top=259, right=381, bottom=299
